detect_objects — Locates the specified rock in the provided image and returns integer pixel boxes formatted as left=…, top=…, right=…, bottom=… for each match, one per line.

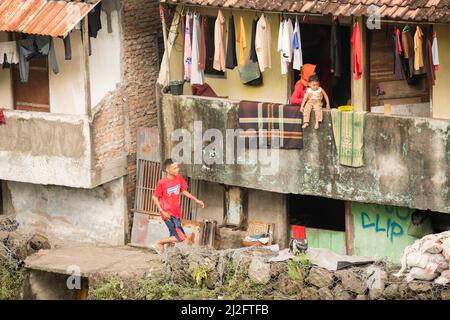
left=366, top=265, right=387, bottom=300
left=336, top=269, right=367, bottom=294
left=187, top=252, right=216, bottom=274
left=408, top=281, right=433, bottom=293
left=300, top=287, right=320, bottom=300
left=305, top=266, right=334, bottom=288
left=248, top=258, right=271, bottom=284
left=278, top=273, right=300, bottom=296
left=332, top=284, right=353, bottom=300
left=356, top=294, right=368, bottom=300
left=270, top=262, right=288, bottom=279
left=317, top=287, right=333, bottom=300
left=383, top=284, right=400, bottom=299
left=441, top=290, right=450, bottom=300
left=204, top=270, right=220, bottom=290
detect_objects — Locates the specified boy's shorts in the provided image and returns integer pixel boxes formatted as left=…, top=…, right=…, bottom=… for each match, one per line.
left=163, top=217, right=186, bottom=241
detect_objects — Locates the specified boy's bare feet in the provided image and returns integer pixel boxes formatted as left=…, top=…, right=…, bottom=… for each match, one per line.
left=314, top=122, right=319, bottom=129
left=302, top=122, right=309, bottom=129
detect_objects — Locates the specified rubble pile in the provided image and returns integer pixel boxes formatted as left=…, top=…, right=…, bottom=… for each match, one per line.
left=0, top=216, right=50, bottom=267
left=157, top=245, right=450, bottom=300
left=395, top=230, right=450, bottom=285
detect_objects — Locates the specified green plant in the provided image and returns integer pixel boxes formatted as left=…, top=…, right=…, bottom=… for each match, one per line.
left=0, top=261, right=25, bottom=300
left=192, top=265, right=213, bottom=286
left=287, top=253, right=311, bottom=282
left=89, top=276, right=130, bottom=300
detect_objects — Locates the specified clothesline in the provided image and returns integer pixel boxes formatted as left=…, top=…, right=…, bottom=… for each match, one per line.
left=164, top=3, right=450, bottom=26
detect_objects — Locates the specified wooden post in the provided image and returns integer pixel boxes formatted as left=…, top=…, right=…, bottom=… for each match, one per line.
left=82, top=17, right=91, bottom=117
left=345, top=201, right=355, bottom=255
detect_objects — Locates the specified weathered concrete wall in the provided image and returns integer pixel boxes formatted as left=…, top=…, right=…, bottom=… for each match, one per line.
left=352, top=202, right=416, bottom=263
left=160, top=95, right=450, bottom=214
left=5, top=177, right=128, bottom=246
left=196, top=180, right=288, bottom=247
left=0, top=110, right=93, bottom=188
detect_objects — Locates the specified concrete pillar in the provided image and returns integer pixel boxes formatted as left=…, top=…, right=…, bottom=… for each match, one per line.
left=223, top=186, right=248, bottom=229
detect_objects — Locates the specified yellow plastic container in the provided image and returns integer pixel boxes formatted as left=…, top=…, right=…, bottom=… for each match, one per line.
left=337, top=105, right=353, bottom=112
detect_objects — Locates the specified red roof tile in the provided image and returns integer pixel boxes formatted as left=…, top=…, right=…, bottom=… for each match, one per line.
left=160, top=0, right=450, bottom=22
left=0, top=0, right=100, bottom=37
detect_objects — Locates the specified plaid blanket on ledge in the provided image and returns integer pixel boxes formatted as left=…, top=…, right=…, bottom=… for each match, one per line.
left=238, top=101, right=303, bottom=149
left=331, top=109, right=367, bottom=167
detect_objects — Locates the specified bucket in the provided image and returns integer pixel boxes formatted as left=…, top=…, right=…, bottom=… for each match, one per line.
left=169, top=80, right=184, bottom=95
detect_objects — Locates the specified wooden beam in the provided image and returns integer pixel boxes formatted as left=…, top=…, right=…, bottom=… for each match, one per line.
left=82, top=17, right=91, bottom=117
left=345, top=201, right=355, bottom=255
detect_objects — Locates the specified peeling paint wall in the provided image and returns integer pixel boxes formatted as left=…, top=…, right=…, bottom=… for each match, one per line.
left=160, top=95, right=450, bottom=214
left=5, top=177, right=128, bottom=246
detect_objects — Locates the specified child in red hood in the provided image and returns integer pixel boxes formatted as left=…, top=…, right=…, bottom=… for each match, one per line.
left=290, top=64, right=317, bottom=105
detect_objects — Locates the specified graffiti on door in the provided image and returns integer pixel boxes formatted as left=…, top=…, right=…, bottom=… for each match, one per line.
left=360, top=204, right=414, bottom=242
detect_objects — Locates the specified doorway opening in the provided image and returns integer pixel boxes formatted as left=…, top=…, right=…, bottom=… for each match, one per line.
left=291, top=23, right=352, bottom=108
left=288, top=194, right=346, bottom=254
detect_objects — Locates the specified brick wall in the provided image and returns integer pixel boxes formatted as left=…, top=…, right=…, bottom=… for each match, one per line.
left=122, top=0, right=161, bottom=206
left=92, top=0, right=162, bottom=239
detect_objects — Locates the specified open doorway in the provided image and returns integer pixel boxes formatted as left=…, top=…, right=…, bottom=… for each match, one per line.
left=288, top=194, right=346, bottom=254
left=291, top=23, right=351, bottom=108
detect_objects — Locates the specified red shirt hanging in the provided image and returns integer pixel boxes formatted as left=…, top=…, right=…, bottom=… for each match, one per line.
left=351, top=21, right=363, bottom=80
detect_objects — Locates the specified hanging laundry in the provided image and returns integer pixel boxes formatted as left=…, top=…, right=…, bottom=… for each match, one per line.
left=351, top=21, right=363, bottom=80
left=250, top=17, right=258, bottom=63
left=17, top=36, right=59, bottom=83
left=292, top=18, right=303, bottom=71
left=191, top=13, right=204, bottom=85
left=102, top=0, right=120, bottom=33
left=255, top=13, right=272, bottom=72
left=199, top=17, right=207, bottom=71
left=0, top=108, right=5, bottom=125
left=183, top=12, right=192, bottom=81
left=425, top=36, right=436, bottom=87
left=330, top=18, right=342, bottom=77
left=63, top=34, right=71, bottom=60
left=88, top=2, right=102, bottom=38
left=225, top=15, right=238, bottom=70
left=432, top=32, right=439, bottom=71
left=278, top=18, right=293, bottom=75
left=237, top=16, right=247, bottom=66
left=401, top=25, right=415, bottom=79
left=414, top=26, right=424, bottom=71
left=225, top=15, right=238, bottom=69
left=394, top=29, right=405, bottom=80
left=213, top=10, right=227, bottom=72
left=0, top=41, right=19, bottom=65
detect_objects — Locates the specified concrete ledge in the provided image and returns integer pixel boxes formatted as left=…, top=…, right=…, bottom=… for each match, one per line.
left=159, top=94, right=450, bottom=213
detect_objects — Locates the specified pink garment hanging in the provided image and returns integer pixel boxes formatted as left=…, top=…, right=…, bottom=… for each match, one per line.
left=183, top=13, right=192, bottom=81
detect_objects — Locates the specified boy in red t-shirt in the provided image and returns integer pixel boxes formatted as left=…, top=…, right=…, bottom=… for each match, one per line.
left=152, top=158, right=205, bottom=254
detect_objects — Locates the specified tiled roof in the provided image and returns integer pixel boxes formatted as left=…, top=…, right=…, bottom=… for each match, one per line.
left=160, top=0, right=450, bottom=22
left=0, top=0, right=101, bottom=37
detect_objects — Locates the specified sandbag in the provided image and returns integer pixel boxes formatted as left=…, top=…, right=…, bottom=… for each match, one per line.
left=426, top=254, right=449, bottom=274
left=421, top=239, right=443, bottom=254
left=434, top=270, right=450, bottom=286
left=406, top=252, right=431, bottom=269
left=407, top=267, right=438, bottom=281
left=442, top=238, right=450, bottom=260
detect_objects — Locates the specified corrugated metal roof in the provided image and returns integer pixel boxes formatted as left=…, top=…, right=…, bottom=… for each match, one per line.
left=0, top=0, right=101, bottom=37
left=160, top=0, right=450, bottom=22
